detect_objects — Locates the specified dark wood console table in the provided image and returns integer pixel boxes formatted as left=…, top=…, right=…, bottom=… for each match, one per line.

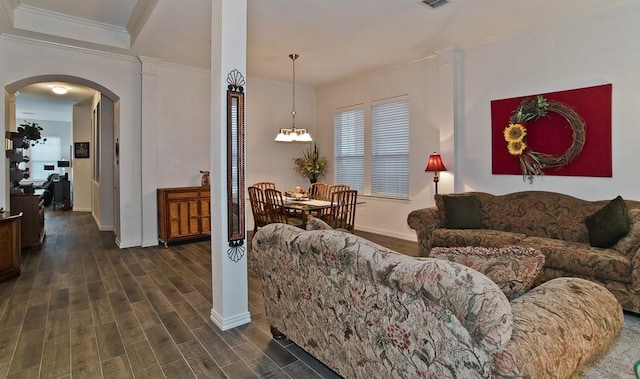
left=0, top=212, right=22, bottom=282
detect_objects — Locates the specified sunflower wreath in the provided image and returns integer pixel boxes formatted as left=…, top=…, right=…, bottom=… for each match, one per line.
left=503, top=95, right=586, bottom=183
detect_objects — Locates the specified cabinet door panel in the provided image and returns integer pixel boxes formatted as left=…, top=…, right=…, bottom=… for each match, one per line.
left=200, top=198, right=211, bottom=234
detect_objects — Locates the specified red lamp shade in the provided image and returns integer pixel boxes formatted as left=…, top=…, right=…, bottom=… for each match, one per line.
left=425, top=153, right=446, bottom=172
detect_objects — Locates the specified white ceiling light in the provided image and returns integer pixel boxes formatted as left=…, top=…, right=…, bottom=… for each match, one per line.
left=275, top=53, right=312, bottom=143
left=51, top=86, right=68, bottom=95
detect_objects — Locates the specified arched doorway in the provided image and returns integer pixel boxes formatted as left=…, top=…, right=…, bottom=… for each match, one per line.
left=4, top=75, right=121, bottom=243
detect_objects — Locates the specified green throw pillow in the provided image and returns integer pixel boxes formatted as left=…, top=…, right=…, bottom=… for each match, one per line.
left=442, top=195, right=482, bottom=229
left=585, top=195, right=630, bottom=248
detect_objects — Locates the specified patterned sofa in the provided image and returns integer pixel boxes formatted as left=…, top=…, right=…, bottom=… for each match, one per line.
left=407, top=191, right=640, bottom=313
left=251, top=223, right=622, bottom=378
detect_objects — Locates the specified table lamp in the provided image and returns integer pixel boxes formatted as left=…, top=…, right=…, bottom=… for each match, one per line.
left=425, top=152, right=447, bottom=194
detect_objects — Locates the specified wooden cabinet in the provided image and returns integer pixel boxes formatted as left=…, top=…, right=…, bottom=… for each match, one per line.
left=11, top=194, right=45, bottom=248
left=0, top=213, right=22, bottom=282
left=157, top=187, right=211, bottom=247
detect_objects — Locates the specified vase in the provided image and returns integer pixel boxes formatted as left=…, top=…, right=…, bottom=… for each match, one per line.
left=310, top=177, right=318, bottom=184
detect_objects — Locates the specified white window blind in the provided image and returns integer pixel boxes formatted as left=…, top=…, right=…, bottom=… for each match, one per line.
left=371, top=99, right=409, bottom=199
left=334, top=109, right=364, bottom=192
left=29, top=137, right=62, bottom=181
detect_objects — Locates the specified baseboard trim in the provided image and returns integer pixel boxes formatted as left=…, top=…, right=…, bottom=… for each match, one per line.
left=210, top=309, right=251, bottom=331
left=356, top=225, right=417, bottom=242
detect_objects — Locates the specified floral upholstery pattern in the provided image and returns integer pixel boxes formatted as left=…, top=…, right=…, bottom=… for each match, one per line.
left=517, top=236, right=632, bottom=283
left=429, top=246, right=544, bottom=300
left=408, top=191, right=640, bottom=313
left=493, top=278, right=623, bottom=378
left=305, top=215, right=333, bottom=230
left=431, top=229, right=526, bottom=248
left=251, top=223, right=623, bottom=379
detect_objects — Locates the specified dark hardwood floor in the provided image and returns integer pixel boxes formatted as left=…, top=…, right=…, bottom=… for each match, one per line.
left=0, top=210, right=419, bottom=378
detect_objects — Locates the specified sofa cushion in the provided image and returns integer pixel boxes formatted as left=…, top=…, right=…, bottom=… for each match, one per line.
left=430, top=246, right=545, bottom=300
left=613, top=208, right=640, bottom=258
left=517, top=236, right=632, bottom=283
left=442, top=194, right=482, bottom=229
left=432, top=228, right=527, bottom=248
left=584, top=195, right=630, bottom=248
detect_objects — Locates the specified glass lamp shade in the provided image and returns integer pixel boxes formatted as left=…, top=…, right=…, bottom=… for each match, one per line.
left=275, top=132, right=291, bottom=142
left=297, top=132, right=312, bottom=142
left=425, top=153, right=447, bottom=172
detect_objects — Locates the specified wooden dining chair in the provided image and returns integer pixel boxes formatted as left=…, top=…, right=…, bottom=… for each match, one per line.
left=327, top=184, right=350, bottom=200
left=264, top=188, right=304, bottom=228
left=309, top=182, right=329, bottom=200
left=327, top=189, right=358, bottom=233
left=253, top=182, right=276, bottom=191
left=248, top=186, right=271, bottom=235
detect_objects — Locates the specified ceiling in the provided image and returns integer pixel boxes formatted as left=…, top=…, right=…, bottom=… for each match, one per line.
left=1, top=0, right=633, bottom=120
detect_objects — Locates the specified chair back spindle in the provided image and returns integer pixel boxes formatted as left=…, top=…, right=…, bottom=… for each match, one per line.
left=328, top=190, right=358, bottom=233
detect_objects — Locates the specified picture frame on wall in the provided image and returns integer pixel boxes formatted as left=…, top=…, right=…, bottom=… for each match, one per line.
left=74, top=142, right=90, bottom=159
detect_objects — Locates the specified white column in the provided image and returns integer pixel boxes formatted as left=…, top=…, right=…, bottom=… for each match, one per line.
left=2, top=91, right=16, bottom=211
left=437, top=48, right=464, bottom=194
left=138, top=56, right=161, bottom=247
left=210, top=0, right=250, bottom=330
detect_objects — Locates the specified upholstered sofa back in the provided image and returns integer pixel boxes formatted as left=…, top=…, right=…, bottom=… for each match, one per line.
left=435, top=191, right=640, bottom=243
left=251, top=223, right=512, bottom=378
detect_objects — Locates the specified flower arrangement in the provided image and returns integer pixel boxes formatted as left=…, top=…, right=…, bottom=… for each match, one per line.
left=293, top=143, right=328, bottom=183
left=503, top=95, right=585, bottom=184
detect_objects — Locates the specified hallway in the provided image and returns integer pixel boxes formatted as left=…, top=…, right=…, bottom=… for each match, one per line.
left=0, top=210, right=347, bottom=378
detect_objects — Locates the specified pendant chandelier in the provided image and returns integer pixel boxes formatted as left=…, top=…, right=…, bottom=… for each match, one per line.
left=274, top=53, right=312, bottom=142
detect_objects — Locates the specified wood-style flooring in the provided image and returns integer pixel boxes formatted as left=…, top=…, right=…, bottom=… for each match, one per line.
left=0, top=210, right=419, bottom=378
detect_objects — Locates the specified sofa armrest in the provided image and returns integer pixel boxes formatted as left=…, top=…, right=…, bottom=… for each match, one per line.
left=407, top=207, right=441, bottom=257
left=492, top=277, right=623, bottom=378
left=631, top=247, right=640, bottom=292
left=398, top=258, right=513, bottom=354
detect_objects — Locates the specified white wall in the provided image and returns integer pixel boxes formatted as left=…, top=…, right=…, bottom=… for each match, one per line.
left=155, top=64, right=211, bottom=188
left=315, top=58, right=443, bottom=240
left=460, top=2, right=640, bottom=201
left=246, top=77, right=317, bottom=189
left=72, top=101, right=92, bottom=211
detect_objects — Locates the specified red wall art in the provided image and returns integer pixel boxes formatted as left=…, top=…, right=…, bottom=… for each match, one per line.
left=491, top=84, right=612, bottom=180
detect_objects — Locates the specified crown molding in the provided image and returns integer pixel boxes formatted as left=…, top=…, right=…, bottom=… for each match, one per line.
left=13, top=4, right=130, bottom=49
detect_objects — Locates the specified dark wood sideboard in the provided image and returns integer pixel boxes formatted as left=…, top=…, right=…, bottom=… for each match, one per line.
left=0, top=212, right=22, bottom=282
left=11, top=193, right=45, bottom=248
left=157, top=186, right=211, bottom=247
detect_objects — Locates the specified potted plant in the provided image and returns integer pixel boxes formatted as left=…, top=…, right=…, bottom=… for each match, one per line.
left=17, top=121, right=47, bottom=147
left=293, top=143, right=328, bottom=183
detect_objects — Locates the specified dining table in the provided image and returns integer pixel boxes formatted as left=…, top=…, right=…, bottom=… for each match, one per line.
left=283, top=197, right=333, bottom=215
left=283, top=196, right=366, bottom=227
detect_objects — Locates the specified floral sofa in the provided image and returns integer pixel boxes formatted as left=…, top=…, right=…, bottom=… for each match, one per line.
left=407, top=190, right=640, bottom=313
left=251, top=223, right=623, bottom=378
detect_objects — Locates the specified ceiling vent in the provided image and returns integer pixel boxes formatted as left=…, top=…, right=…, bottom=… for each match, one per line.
left=422, top=0, right=448, bottom=8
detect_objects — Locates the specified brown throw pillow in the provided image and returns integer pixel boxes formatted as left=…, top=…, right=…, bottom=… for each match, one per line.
left=442, top=195, right=482, bottom=229
left=584, top=195, right=630, bottom=248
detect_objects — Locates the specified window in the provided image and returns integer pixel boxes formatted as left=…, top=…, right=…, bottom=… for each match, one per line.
left=334, top=109, right=364, bottom=192
left=333, top=98, right=410, bottom=199
left=371, top=99, right=410, bottom=199
left=30, top=136, right=62, bottom=181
